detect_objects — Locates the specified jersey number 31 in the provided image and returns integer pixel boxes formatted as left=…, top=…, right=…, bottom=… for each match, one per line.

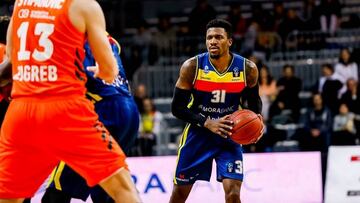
left=211, top=90, right=226, bottom=103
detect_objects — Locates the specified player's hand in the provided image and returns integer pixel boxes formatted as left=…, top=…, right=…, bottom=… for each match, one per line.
left=87, top=65, right=115, bottom=84
left=87, top=65, right=100, bottom=77
left=204, top=115, right=233, bottom=138
left=254, top=114, right=265, bottom=143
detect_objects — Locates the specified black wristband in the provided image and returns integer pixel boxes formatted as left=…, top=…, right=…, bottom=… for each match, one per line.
left=241, top=84, right=262, bottom=114
left=172, top=87, right=207, bottom=127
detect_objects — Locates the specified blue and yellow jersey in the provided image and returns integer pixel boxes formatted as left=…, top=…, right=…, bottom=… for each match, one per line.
left=190, top=52, right=246, bottom=119
left=83, top=37, right=132, bottom=99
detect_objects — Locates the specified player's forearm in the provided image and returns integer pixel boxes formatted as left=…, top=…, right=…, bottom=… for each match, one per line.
left=171, top=87, right=207, bottom=127
left=241, top=84, right=262, bottom=114
left=98, top=64, right=117, bottom=83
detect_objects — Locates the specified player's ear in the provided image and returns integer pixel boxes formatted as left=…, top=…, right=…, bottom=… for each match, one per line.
left=228, top=37, right=233, bottom=47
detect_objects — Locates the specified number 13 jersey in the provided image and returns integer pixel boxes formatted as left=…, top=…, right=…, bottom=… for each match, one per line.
left=11, top=0, right=86, bottom=99
left=191, top=52, right=246, bottom=119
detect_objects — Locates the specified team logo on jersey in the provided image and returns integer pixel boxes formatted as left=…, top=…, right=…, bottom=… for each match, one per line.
left=204, top=65, right=210, bottom=74
left=233, top=67, right=240, bottom=77
left=227, top=162, right=234, bottom=173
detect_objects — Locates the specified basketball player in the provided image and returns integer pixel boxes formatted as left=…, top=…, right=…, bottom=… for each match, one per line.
left=169, top=19, right=263, bottom=203
left=41, top=36, right=140, bottom=203
left=0, top=0, right=141, bottom=202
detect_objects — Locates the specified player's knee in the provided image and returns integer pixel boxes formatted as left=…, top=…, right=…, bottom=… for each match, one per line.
left=171, top=187, right=189, bottom=202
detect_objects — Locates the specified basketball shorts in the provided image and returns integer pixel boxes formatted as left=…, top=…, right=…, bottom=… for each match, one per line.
left=0, top=96, right=127, bottom=198
left=46, top=95, right=140, bottom=201
left=174, top=124, right=244, bottom=185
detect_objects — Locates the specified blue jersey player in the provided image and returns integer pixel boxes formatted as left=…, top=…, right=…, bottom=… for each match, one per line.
left=169, top=19, right=263, bottom=203
left=41, top=36, right=140, bottom=203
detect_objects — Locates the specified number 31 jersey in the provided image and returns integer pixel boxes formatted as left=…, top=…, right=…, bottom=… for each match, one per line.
left=191, top=52, right=246, bottom=120
left=11, top=0, right=86, bottom=99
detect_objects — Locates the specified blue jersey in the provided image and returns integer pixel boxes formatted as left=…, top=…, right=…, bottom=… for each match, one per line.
left=191, top=52, right=246, bottom=119
left=173, top=52, right=247, bottom=185
left=83, top=37, right=131, bottom=98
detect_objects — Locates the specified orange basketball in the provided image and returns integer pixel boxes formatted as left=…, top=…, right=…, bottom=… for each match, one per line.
left=228, top=109, right=263, bottom=145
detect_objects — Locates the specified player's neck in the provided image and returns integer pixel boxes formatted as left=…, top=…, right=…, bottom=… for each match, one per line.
left=210, top=52, right=232, bottom=74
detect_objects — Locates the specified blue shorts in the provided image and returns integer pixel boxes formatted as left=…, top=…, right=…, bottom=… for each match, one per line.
left=174, top=124, right=244, bottom=185
left=47, top=95, right=139, bottom=201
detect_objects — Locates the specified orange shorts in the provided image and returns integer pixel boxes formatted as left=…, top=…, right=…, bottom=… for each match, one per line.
left=0, top=96, right=127, bottom=198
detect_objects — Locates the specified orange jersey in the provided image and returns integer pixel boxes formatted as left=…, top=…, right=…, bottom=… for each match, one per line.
left=11, top=0, right=86, bottom=99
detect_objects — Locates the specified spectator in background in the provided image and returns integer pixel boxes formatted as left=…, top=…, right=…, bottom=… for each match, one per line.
left=341, top=79, right=360, bottom=115
left=278, top=8, right=305, bottom=46
left=259, top=65, right=277, bottom=122
left=276, top=64, right=302, bottom=122
left=265, top=97, right=290, bottom=152
left=301, top=0, right=321, bottom=31
left=340, top=79, right=360, bottom=140
left=226, top=2, right=247, bottom=52
left=341, top=13, right=360, bottom=29
left=256, top=30, right=282, bottom=59
left=250, top=2, right=273, bottom=31
left=272, top=2, right=286, bottom=32
left=153, top=14, right=177, bottom=63
left=314, top=63, right=341, bottom=94
left=138, top=97, right=163, bottom=156
left=317, top=63, right=343, bottom=114
left=130, top=20, right=153, bottom=77
left=332, top=103, right=357, bottom=145
left=188, top=0, right=216, bottom=36
left=226, top=2, right=247, bottom=38
left=334, top=48, right=359, bottom=90
left=133, top=20, right=152, bottom=62
left=318, top=0, right=341, bottom=34
left=297, top=94, right=332, bottom=152
left=134, top=84, right=147, bottom=114
left=241, top=20, right=260, bottom=54
left=176, top=22, right=192, bottom=56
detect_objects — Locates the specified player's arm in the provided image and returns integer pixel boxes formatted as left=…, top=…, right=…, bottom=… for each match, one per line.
left=245, top=59, right=258, bottom=88
left=242, top=59, right=262, bottom=114
left=171, top=57, right=207, bottom=126
left=77, top=0, right=118, bottom=83
left=242, top=59, right=264, bottom=142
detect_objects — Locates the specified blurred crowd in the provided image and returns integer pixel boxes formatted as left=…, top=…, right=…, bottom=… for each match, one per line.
left=123, top=0, right=360, bottom=79
left=249, top=47, right=359, bottom=154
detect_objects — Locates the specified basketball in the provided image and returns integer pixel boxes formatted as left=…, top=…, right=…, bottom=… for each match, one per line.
left=228, top=109, right=263, bottom=145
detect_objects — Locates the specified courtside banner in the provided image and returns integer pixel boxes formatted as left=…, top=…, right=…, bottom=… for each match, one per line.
left=33, top=152, right=322, bottom=203
left=325, top=146, right=360, bottom=203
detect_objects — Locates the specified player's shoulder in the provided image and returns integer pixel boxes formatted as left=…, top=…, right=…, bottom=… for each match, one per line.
left=71, top=0, right=102, bottom=16
left=244, top=58, right=257, bottom=70
left=181, top=56, right=197, bottom=72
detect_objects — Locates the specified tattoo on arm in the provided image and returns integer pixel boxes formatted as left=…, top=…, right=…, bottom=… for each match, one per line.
left=175, top=57, right=197, bottom=90
left=245, top=59, right=258, bottom=88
